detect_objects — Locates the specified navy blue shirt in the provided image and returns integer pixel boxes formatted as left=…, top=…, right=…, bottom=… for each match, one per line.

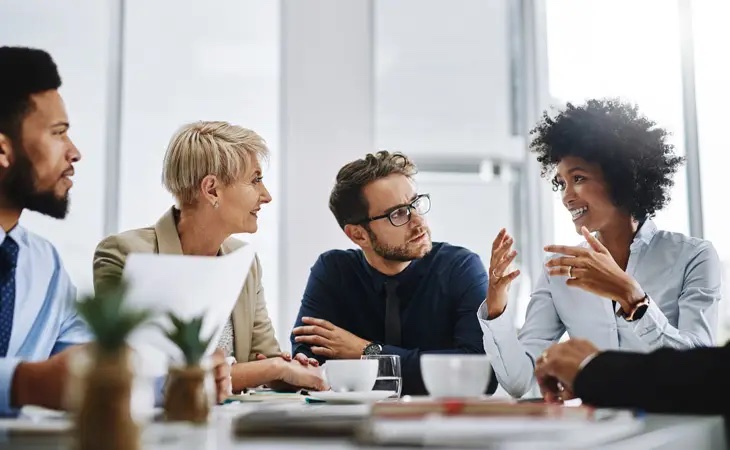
left=291, top=242, right=489, bottom=395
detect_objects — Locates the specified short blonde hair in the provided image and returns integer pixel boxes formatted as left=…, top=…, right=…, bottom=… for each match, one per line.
left=162, top=121, right=269, bottom=205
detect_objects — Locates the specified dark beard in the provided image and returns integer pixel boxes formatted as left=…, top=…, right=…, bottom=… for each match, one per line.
left=367, top=226, right=432, bottom=262
left=1, top=145, right=69, bottom=219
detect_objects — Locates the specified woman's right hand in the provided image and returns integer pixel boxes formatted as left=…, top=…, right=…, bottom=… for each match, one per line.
left=256, top=352, right=319, bottom=367
left=275, top=359, right=328, bottom=391
left=486, top=228, right=520, bottom=319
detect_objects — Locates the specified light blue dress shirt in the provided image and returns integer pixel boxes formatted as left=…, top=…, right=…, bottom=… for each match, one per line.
left=0, top=225, right=91, bottom=415
left=479, top=220, right=721, bottom=398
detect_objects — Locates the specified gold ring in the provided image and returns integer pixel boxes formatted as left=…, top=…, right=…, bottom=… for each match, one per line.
left=491, top=269, right=501, bottom=280
left=567, top=266, right=573, bottom=279
left=541, top=351, right=548, bottom=363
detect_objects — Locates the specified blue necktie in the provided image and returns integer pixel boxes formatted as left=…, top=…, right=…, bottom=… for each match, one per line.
left=0, top=236, right=19, bottom=357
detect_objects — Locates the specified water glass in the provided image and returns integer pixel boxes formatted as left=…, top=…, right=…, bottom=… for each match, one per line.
left=361, top=354, right=402, bottom=398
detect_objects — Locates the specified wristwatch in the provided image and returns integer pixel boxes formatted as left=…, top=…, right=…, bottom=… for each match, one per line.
left=362, top=342, right=383, bottom=356
left=620, top=293, right=650, bottom=322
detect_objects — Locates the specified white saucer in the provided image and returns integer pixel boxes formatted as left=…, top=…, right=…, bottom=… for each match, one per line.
left=307, top=390, right=397, bottom=404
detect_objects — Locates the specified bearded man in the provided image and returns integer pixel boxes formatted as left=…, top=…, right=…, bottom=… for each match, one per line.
left=291, top=151, right=492, bottom=395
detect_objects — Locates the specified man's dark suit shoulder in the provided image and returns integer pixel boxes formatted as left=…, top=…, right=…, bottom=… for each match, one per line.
left=315, top=248, right=363, bottom=266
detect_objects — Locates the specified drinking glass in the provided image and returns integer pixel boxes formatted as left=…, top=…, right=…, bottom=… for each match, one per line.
left=361, top=354, right=402, bottom=398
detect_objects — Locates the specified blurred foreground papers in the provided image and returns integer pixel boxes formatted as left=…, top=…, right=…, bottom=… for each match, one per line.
left=360, top=414, right=643, bottom=448
left=122, top=245, right=256, bottom=377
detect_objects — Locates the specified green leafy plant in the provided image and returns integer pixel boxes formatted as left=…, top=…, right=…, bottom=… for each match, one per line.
left=163, top=314, right=213, bottom=366
left=76, top=280, right=152, bottom=353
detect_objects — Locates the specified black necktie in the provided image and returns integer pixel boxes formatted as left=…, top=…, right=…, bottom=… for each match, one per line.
left=384, top=280, right=402, bottom=346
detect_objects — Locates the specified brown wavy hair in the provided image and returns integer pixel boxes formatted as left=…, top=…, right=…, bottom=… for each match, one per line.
left=329, top=151, right=417, bottom=229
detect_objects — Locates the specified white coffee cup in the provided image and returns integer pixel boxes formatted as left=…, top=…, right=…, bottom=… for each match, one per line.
left=323, top=359, right=378, bottom=392
left=420, top=354, right=492, bottom=398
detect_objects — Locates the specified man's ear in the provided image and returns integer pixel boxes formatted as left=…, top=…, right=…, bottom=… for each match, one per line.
left=0, top=133, right=13, bottom=170
left=200, top=174, right=220, bottom=207
left=344, top=223, right=371, bottom=248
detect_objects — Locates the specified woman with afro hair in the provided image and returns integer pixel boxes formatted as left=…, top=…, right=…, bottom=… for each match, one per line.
left=478, top=98, right=721, bottom=399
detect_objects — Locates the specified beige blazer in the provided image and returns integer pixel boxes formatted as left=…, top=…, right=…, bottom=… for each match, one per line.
left=92, top=207, right=281, bottom=362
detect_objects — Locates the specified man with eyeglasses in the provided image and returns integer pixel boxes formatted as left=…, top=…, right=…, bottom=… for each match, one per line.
left=291, top=151, right=492, bottom=395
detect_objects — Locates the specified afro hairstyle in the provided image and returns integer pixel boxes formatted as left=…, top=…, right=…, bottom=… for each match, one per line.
left=529, top=98, right=684, bottom=219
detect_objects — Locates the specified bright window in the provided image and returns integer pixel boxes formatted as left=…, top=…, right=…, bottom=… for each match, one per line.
left=545, top=0, right=689, bottom=246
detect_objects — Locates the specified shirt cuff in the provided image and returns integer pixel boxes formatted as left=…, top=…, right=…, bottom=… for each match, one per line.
left=477, top=298, right=514, bottom=331
left=477, top=298, right=539, bottom=397
left=153, top=375, right=166, bottom=407
left=0, top=357, right=23, bottom=417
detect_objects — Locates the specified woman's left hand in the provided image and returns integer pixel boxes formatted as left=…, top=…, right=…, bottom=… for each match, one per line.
left=544, top=226, right=645, bottom=311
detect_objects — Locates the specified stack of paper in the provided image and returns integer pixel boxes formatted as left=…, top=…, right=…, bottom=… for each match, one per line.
left=358, top=413, right=643, bottom=448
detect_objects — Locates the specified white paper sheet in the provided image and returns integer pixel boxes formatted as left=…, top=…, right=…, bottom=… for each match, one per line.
left=121, top=245, right=256, bottom=377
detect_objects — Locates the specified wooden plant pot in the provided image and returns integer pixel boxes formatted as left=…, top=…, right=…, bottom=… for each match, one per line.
left=164, top=366, right=210, bottom=424
left=75, top=346, right=139, bottom=450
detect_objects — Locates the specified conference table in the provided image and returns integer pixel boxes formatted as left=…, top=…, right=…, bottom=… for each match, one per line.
left=1, top=402, right=726, bottom=449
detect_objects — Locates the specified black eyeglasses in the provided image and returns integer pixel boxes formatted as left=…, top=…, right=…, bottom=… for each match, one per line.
left=357, top=194, right=431, bottom=227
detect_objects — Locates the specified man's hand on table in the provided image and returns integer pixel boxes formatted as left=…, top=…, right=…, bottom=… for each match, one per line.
left=11, top=344, right=86, bottom=411
left=534, top=339, right=600, bottom=404
left=292, top=317, right=369, bottom=360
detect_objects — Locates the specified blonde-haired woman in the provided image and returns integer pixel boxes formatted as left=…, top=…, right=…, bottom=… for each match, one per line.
left=93, top=121, right=326, bottom=393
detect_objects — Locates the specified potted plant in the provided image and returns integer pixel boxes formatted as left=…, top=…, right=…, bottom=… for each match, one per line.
left=74, top=281, right=151, bottom=450
left=162, top=313, right=214, bottom=423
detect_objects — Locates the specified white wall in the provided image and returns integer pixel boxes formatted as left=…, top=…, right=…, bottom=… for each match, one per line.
left=0, top=0, right=283, bottom=324
left=0, top=0, right=112, bottom=295
left=376, top=0, right=523, bottom=161
left=415, top=171, right=514, bottom=268
left=279, top=0, right=375, bottom=348
left=118, top=0, right=282, bottom=329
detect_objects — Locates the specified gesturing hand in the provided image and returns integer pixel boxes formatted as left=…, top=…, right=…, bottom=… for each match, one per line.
left=544, top=226, right=645, bottom=312
left=292, top=317, right=369, bottom=360
left=486, top=228, right=521, bottom=318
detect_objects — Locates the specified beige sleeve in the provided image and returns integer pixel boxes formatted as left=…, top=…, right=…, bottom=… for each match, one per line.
left=92, top=235, right=128, bottom=295
left=248, top=255, right=282, bottom=360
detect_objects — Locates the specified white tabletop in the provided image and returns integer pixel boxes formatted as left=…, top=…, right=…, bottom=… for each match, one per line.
left=0, top=403, right=726, bottom=450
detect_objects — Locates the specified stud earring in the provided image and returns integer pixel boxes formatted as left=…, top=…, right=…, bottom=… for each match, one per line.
left=213, top=200, right=219, bottom=209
